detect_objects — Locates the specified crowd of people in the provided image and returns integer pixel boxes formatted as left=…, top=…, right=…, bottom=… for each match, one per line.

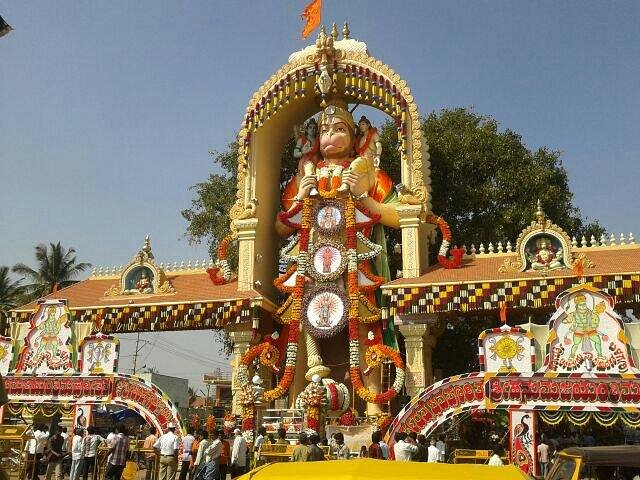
left=22, top=422, right=252, bottom=480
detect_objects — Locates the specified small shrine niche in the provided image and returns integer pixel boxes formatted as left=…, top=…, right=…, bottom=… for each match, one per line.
left=540, top=285, right=637, bottom=374
left=499, top=200, right=593, bottom=275
left=104, top=236, right=175, bottom=297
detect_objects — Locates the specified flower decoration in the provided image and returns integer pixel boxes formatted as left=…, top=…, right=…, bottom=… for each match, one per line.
left=313, top=199, right=345, bottom=235
left=206, top=414, right=217, bottom=434
left=376, top=413, right=392, bottom=433
left=190, top=414, right=201, bottom=430
left=309, top=240, right=347, bottom=282
left=424, top=214, right=463, bottom=269
left=339, top=408, right=357, bottom=426
left=302, top=284, right=348, bottom=339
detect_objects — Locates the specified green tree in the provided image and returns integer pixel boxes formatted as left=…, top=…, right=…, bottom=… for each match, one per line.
left=12, top=242, right=91, bottom=300
left=182, top=145, right=239, bottom=266
left=0, top=266, right=23, bottom=332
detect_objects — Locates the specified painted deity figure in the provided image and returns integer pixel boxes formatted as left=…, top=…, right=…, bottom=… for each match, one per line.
left=563, top=295, right=605, bottom=359
left=527, top=236, right=564, bottom=271
left=33, top=306, right=65, bottom=359
left=126, top=269, right=153, bottom=294
left=294, top=118, right=321, bottom=195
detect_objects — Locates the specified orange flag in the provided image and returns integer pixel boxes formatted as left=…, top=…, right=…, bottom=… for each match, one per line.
left=499, top=302, right=507, bottom=324
left=301, top=0, right=322, bottom=39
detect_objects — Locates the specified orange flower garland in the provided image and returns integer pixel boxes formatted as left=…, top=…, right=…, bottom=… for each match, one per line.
left=424, top=214, right=463, bottom=269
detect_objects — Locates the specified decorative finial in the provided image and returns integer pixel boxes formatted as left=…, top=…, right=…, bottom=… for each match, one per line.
left=331, top=22, right=339, bottom=40
left=142, top=235, right=154, bottom=259
left=342, top=21, right=350, bottom=39
left=535, top=199, right=545, bottom=224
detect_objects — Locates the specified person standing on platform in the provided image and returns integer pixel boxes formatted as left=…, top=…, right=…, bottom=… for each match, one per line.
left=82, top=427, right=103, bottom=480
left=229, top=429, right=247, bottom=477
left=203, top=430, right=221, bottom=480
left=104, top=425, right=130, bottom=480
left=153, top=423, right=180, bottom=480
left=143, top=427, right=158, bottom=480
left=378, top=434, right=389, bottom=460
left=179, top=428, right=195, bottom=480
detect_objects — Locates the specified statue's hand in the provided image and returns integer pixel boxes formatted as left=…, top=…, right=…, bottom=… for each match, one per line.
left=342, top=170, right=368, bottom=197
left=296, top=174, right=317, bottom=200
left=301, top=144, right=312, bottom=154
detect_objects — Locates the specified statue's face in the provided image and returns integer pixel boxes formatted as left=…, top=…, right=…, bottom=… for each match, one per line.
left=319, top=118, right=353, bottom=159
left=576, top=300, right=588, bottom=312
left=358, top=120, right=369, bottom=134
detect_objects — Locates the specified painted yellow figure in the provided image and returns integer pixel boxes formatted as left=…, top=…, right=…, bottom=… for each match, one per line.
left=563, top=295, right=606, bottom=359
left=34, top=306, right=66, bottom=358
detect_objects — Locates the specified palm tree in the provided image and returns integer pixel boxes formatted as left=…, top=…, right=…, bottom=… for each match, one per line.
left=0, top=266, right=23, bottom=332
left=12, top=242, right=91, bottom=300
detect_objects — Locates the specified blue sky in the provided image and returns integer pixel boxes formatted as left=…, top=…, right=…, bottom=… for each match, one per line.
left=1, top=1, right=638, bottom=388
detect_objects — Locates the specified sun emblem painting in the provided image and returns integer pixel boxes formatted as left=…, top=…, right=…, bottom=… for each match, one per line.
left=490, top=335, right=525, bottom=372
left=303, top=285, right=347, bottom=338
left=479, top=325, right=534, bottom=373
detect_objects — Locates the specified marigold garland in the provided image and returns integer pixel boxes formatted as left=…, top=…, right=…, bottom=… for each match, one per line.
left=424, top=214, right=463, bottom=269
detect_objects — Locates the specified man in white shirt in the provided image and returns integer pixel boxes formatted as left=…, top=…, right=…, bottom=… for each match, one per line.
left=538, top=440, right=551, bottom=477
left=193, top=430, right=210, bottom=480
left=230, top=429, right=247, bottom=477
left=69, top=428, right=85, bottom=480
left=488, top=449, right=504, bottom=466
left=179, top=428, right=195, bottom=480
left=153, top=423, right=180, bottom=480
left=393, top=432, right=418, bottom=461
left=435, top=436, right=446, bottom=463
left=203, top=430, right=221, bottom=480
left=427, top=438, right=439, bottom=463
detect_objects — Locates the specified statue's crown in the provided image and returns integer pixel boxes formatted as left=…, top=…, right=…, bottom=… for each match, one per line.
left=319, top=104, right=355, bottom=132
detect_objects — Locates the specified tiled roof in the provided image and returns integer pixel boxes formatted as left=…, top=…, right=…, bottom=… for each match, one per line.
left=14, top=273, right=260, bottom=312
left=384, top=246, right=640, bottom=288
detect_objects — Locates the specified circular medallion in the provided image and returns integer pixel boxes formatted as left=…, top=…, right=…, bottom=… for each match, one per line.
left=314, top=200, right=344, bottom=235
left=303, top=285, right=347, bottom=338
left=310, top=240, right=347, bottom=282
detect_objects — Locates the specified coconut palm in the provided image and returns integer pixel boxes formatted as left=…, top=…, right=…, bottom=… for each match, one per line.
left=12, top=242, right=91, bottom=300
left=0, top=266, right=23, bottom=329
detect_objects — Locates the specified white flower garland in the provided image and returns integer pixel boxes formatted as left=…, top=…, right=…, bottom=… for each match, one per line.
left=355, top=232, right=383, bottom=261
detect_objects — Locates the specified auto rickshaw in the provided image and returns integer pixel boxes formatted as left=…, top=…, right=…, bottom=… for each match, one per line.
left=237, top=458, right=531, bottom=480
left=545, top=446, right=640, bottom=480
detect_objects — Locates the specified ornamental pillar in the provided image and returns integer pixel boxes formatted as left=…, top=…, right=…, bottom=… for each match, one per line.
left=398, top=323, right=428, bottom=398
left=230, top=329, right=256, bottom=415
left=235, top=218, right=259, bottom=292
left=397, top=205, right=424, bottom=278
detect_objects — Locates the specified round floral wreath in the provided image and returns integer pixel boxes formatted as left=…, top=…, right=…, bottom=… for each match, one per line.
left=302, top=284, right=348, bottom=339
left=309, top=239, right=348, bottom=282
left=313, top=199, right=345, bottom=236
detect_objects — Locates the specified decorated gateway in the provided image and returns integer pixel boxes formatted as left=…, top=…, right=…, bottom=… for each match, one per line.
left=5, top=25, right=640, bottom=477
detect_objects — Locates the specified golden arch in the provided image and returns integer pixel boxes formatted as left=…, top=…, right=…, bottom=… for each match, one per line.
left=229, top=32, right=432, bottom=295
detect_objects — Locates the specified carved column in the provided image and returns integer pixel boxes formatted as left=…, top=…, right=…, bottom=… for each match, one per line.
left=397, top=205, right=423, bottom=279
left=398, top=323, right=428, bottom=398
left=235, top=218, right=259, bottom=291
left=229, top=329, right=256, bottom=415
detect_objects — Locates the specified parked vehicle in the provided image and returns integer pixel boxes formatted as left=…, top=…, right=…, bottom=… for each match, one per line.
left=546, top=446, right=640, bottom=480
